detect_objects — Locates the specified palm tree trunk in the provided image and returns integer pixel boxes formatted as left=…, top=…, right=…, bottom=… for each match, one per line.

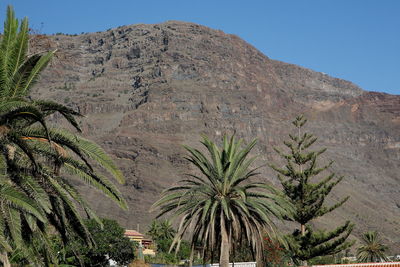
left=202, top=246, right=207, bottom=267
left=232, top=240, right=235, bottom=267
left=220, top=214, right=230, bottom=267
left=0, top=251, right=11, bottom=267
left=189, top=243, right=194, bottom=267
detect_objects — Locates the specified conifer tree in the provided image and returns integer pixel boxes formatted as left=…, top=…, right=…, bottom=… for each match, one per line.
left=270, top=115, right=354, bottom=265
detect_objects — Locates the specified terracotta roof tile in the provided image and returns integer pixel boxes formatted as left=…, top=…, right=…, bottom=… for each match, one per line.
left=124, top=230, right=144, bottom=237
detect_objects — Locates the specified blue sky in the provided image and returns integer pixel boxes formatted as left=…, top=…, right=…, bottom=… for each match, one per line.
left=2, top=0, right=399, bottom=95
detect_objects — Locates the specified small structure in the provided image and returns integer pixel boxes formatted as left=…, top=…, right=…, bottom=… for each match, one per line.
left=124, top=229, right=144, bottom=243
left=124, top=229, right=155, bottom=256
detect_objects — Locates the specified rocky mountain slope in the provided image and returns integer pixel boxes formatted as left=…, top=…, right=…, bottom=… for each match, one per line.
left=31, top=21, right=400, bottom=251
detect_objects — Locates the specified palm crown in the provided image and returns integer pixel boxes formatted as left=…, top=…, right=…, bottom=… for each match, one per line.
left=0, top=6, right=126, bottom=264
left=357, top=231, right=388, bottom=263
left=153, top=135, right=293, bottom=266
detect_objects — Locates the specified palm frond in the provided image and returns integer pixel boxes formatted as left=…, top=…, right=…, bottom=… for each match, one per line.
left=16, top=51, right=55, bottom=97
left=0, top=184, right=46, bottom=222
left=154, top=134, right=293, bottom=264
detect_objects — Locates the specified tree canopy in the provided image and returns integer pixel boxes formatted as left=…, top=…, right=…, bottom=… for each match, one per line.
left=56, top=218, right=136, bottom=266
left=270, top=115, right=354, bottom=264
left=152, top=134, right=293, bottom=266
left=357, top=231, right=389, bottom=263
left=0, top=6, right=127, bottom=265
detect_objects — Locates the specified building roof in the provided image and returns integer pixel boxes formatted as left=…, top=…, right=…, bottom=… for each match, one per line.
left=124, top=229, right=144, bottom=237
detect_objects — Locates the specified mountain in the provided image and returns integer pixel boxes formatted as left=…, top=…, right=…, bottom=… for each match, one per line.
left=31, top=21, right=400, bottom=251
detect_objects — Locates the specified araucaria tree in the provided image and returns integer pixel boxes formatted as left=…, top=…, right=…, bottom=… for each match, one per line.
left=152, top=135, right=293, bottom=267
left=270, top=115, right=354, bottom=264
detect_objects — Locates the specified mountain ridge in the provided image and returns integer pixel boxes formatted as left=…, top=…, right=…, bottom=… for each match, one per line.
left=31, top=21, right=400, bottom=251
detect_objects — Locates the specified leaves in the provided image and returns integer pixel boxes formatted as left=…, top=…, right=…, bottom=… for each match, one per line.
left=147, top=219, right=176, bottom=243
left=0, top=6, right=127, bottom=265
left=270, top=115, right=354, bottom=262
left=357, top=231, right=388, bottom=263
left=152, top=134, right=293, bottom=264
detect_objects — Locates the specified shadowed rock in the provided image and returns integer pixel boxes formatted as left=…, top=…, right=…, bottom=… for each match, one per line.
left=32, top=21, right=400, bottom=251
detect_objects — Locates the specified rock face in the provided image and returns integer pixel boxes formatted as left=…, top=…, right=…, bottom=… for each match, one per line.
left=32, top=21, right=400, bottom=251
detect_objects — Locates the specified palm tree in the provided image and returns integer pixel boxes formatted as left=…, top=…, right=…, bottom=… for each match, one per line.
left=147, top=220, right=162, bottom=241
left=159, top=220, right=175, bottom=240
left=152, top=135, right=293, bottom=267
left=357, top=231, right=389, bottom=263
left=0, top=6, right=127, bottom=265
left=147, top=220, right=175, bottom=241
left=0, top=178, right=48, bottom=267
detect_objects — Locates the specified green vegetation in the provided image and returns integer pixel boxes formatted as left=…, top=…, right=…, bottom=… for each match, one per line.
left=54, top=218, right=136, bottom=266
left=0, top=5, right=386, bottom=267
left=270, top=115, right=354, bottom=265
left=0, top=6, right=126, bottom=266
left=308, top=255, right=337, bottom=265
left=147, top=219, right=175, bottom=242
left=145, top=219, right=191, bottom=265
left=152, top=135, right=293, bottom=266
left=144, top=242, right=191, bottom=265
left=263, top=236, right=291, bottom=267
left=357, top=231, right=389, bottom=263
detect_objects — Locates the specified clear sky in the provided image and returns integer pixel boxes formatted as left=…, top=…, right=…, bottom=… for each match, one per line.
left=1, top=0, right=399, bottom=95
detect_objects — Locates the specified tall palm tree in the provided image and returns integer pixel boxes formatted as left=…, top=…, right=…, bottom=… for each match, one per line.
left=152, top=135, right=293, bottom=267
left=0, top=6, right=127, bottom=265
left=357, top=231, right=389, bottom=263
left=147, top=219, right=176, bottom=241
left=147, top=220, right=162, bottom=241
left=159, top=220, right=175, bottom=241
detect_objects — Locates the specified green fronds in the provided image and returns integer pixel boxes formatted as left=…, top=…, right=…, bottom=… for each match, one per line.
left=10, top=17, right=28, bottom=77
left=0, top=98, right=29, bottom=114
left=7, top=126, right=127, bottom=210
left=0, top=6, right=19, bottom=91
left=18, top=174, right=52, bottom=213
left=59, top=179, right=103, bottom=227
left=0, top=234, right=12, bottom=252
left=34, top=100, right=82, bottom=131
left=153, top=134, right=293, bottom=264
left=67, top=133, right=125, bottom=184
left=0, top=104, right=48, bottom=130
left=9, top=54, right=44, bottom=97
left=357, top=231, right=388, bottom=263
left=16, top=51, right=55, bottom=97
left=45, top=174, right=93, bottom=244
left=147, top=219, right=176, bottom=242
left=0, top=5, right=54, bottom=99
left=63, top=162, right=127, bottom=210
left=0, top=183, right=46, bottom=222
left=0, top=6, right=127, bottom=264
left=22, top=127, right=124, bottom=184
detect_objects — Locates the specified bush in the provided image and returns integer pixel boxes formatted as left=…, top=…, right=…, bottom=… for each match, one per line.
left=56, top=218, right=136, bottom=266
